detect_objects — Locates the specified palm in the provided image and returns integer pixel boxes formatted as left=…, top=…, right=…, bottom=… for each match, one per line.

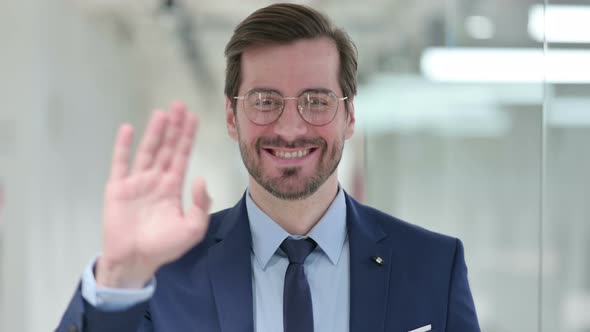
left=98, top=103, right=210, bottom=288
left=105, top=173, right=187, bottom=261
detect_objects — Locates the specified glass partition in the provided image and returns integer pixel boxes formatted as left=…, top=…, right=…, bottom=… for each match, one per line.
left=358, top=0, right=546, bottom=330
left=542, top=3, right=590, bottom=331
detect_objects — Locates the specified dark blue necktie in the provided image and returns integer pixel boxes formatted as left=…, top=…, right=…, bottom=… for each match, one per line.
left=281, top=238, right=317, bottom=332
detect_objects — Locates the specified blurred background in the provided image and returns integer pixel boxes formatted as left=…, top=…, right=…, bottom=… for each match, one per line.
left=1, top=0, right=589, bottom=331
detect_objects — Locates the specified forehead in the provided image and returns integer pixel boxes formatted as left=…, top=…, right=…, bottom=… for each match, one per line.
left=239, top=37, right=341, bottom=95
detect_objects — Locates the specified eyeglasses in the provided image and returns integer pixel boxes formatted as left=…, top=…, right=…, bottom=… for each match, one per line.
left=234, top=89, right=348, bottom=126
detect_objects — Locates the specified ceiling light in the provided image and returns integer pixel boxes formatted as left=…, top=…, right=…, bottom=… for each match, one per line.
left=529, top=5, right=590, bottom=43
left=465, top=16, right=495, bottom=40
left=420, top=47, right=590, bottom=83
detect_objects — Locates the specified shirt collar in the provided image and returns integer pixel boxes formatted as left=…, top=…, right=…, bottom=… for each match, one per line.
left=246, top=187, right=347, bottom=269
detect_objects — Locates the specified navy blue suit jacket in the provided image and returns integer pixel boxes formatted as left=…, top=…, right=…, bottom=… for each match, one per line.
left=57, top=193, right=480, bottom=332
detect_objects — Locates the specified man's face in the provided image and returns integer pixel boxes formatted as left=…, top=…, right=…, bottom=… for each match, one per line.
left=225, top=37, right=355, bottom=200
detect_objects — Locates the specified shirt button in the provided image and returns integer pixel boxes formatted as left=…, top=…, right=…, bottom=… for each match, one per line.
left=68, top=324, right=79, bottom=332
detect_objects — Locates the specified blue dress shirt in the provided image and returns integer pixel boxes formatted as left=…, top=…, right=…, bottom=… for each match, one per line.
left=247, top=188, right=349, bottom=332
left=81, top=187, right=350, bottom=332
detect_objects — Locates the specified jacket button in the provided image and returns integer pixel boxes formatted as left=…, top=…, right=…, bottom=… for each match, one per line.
left=68, top=324, right=79, bottom=332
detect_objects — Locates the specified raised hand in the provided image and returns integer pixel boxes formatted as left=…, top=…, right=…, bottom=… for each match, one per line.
left=96, top=102, right=211, bottom=289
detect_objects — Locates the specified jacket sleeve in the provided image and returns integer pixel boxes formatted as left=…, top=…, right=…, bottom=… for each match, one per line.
left=55, top=283, right=153, bottom=332
left=445, top=239, right=481, bottom=331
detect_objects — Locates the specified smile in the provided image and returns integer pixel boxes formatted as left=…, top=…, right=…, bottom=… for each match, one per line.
left=272, top=149, right=313, bottom=159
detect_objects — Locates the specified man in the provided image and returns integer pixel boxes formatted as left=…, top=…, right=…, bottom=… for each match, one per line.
left=57, top=3, right=480, bottom=332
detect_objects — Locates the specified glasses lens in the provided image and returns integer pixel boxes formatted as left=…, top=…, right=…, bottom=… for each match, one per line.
left=244, top=90, right=283, bottom=125
left=298, top=92, right=338, bottom=125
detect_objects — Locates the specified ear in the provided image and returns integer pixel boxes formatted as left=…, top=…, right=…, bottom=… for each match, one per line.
left=344, top=99, right=355, bottom=140
left=225, top=97, right=238, bottom=141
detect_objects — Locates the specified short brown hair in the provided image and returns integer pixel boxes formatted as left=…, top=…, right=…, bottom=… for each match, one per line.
left=224, top=3, right=358, bottom=111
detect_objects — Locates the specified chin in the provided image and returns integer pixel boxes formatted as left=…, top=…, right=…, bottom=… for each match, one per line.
left=258, top=170, right=331, bottom=200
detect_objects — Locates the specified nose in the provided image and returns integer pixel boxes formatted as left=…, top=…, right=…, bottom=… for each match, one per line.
left=272, top=98, right=308, bottom=140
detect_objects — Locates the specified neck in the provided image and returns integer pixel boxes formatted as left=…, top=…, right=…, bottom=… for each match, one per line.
left=248, top=175, right=340, bottom=236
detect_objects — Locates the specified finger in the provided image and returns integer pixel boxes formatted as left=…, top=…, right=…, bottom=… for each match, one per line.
left=184, top=178, right=211, bottom=240
left=154, top=102, right=186, bottom=171
left=169, top=112, right=198, bottom=179
left=191, top=177, right=211, bottom=212
left=131, top=111, right=168, bottom=173
left=109, top=124, right=134, bottom=180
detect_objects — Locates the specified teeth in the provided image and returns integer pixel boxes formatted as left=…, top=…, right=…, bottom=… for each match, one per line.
left=273, top=149, right=310, bottom=159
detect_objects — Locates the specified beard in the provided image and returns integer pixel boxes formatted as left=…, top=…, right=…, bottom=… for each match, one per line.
left=238, top=134, right=344, bottom=200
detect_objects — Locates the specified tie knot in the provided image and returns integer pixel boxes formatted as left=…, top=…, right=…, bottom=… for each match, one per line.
left=280, top=238, right=317, bottom=264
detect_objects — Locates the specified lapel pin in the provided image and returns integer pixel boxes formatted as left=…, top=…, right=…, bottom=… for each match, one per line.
left=371, top=256, right=384, bottom=266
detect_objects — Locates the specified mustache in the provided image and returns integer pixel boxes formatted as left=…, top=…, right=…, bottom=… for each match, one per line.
left=256, top=136, right=326, bottom=149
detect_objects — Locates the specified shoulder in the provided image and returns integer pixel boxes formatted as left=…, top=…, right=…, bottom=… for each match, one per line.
left=207, top=207, right=236, bottom=234
left=348, top=197, right=461, bottom=256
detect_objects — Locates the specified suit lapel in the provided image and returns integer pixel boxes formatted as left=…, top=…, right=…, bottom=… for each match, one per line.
left=208, top=196, right=254, bottom=332
left=346, top=194, right=393, bottom=332
left=206, top=192, right=394, bottom=332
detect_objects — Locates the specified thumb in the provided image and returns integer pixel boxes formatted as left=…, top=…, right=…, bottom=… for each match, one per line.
left=190, top=177, right=211, bottom=213
left=184, top=177, right=211, bottom=239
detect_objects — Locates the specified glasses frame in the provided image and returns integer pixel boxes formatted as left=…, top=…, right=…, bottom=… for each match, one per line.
left=233, top=89, right=348, bottom=126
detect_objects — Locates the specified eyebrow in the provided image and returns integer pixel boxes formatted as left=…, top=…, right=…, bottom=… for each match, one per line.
left=250, top=87, right=335, bottom=96
left=301, top=88, right=334, bottom=95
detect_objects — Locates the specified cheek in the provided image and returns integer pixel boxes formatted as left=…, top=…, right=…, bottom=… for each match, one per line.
left=236, top=121, right=265, bottom=146
left=319, top=123, right=347, bottom=143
